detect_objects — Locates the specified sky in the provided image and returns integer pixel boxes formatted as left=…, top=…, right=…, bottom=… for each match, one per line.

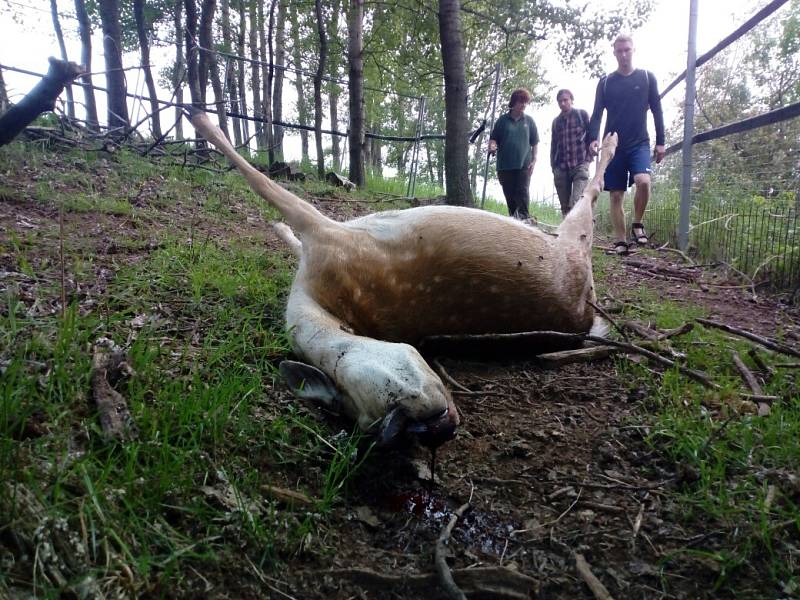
left=0, top=0, right=774, bottom=203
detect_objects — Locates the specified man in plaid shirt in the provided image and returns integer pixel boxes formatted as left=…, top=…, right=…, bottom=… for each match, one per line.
left=550, top=89, right=592, bottom=217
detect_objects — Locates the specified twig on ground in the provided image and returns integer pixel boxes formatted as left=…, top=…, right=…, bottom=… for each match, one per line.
left=658, top=322, right=695, bottom=340
left=432, top=358, right=473, bottom=394
left=574, top=553, right=615, bottom=600
left=327, top=566, right=538, bottom=598
left=748, top=349, right=775, bottom=378
left=435, top=502, right=471, bottom=600
left=732, top=352, right=764, bottom=395
left=657, top=243, right=696, bottom=265
left=260, top=485, right=314, bottom=507
left=733, top=351, right=771, bottom=415
left=697, top=318, right=800, bottom=358
left=764, top=485, right=777, bottom=513
left=631, top=501, right=645, bottom=548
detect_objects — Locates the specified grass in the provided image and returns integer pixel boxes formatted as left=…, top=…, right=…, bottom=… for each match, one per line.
left=0, top=142, right=383, bottom=597
left=1, top=139, right=798, bottom=597
left=595, top=263, right=800, bottom=591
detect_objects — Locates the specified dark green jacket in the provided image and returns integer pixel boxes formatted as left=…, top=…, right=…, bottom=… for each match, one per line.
left=490, top=112, right=539, bottom=171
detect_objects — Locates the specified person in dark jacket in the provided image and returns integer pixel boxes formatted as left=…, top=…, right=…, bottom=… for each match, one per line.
left=588, top=34, right=665, bottom=255
left=488, top=88, right=539, bottom=220
left=550, top=89, right=592, bottom=217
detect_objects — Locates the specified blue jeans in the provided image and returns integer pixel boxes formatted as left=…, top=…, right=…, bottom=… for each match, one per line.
left=604, top=142, right=651, bottom=191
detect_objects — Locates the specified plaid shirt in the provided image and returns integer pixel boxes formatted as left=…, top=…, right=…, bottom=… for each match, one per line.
left=550, top=109, right=591, bottom=170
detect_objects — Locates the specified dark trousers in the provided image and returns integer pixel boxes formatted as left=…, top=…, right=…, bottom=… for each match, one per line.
left=497, top=168, right=531, bottom=219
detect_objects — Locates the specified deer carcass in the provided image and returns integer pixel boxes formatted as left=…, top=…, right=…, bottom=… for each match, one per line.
left=188, top=108, right=617, bottom=448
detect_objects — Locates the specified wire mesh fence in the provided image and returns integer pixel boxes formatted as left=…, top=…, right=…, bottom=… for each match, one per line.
left=591, top=0, right=800, bottom=292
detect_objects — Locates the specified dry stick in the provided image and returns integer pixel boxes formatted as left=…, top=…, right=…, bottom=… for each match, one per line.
left=431, top=358, right=473, bottom=394
left=435, top=502, right=470, bottom=600
left=748, top=348, right=775, bottom=378
left=658, top=322, right=695, bottom=340
left=574, top=553, right=615, bottom=600
left=697, top=318, right=800, bottom=358
left=622, top=320, right=661, bottom=341
left=657, top=243, right=696, bottom=265
left=775, top=363, right=800, bottom=368
left=732, top=352, right=763, bottom=395
left=631, top=501, right=645, bottom=547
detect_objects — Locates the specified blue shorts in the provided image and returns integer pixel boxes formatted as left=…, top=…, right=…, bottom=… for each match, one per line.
left=604, top=142, right=652, bottom=191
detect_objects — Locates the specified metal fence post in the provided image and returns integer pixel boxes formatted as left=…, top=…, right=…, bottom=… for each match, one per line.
left=678, top=0, right=699, bottom=250
left=406, top=95, right=426, bottom=198
left=481, top=63, right=501, bottom=209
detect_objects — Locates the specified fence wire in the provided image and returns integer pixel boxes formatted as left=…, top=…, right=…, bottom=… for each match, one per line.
left=592, top=2, right=800, bottom=292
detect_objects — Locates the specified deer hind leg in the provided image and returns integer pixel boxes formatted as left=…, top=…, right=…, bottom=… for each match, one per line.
left=556, top=133, right=619, bottom=249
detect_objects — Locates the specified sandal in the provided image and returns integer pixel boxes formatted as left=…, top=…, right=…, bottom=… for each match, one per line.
left=612, top=240, right=629, bottom=256
left=631, top=222, right=649, bottom=246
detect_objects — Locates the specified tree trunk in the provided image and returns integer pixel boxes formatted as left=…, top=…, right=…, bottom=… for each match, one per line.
left=249, top=0, right=263, bottom=149
left=98, top=0, right=129, bottom=132
left=263, top=0, right=277, bottom=163
left=221, top=0, right=242, bottom=146
left=371, top=135, right=382, bottom=175
left=133, top=0, right=162, bottom=139
left=437, top=0, right=472, bottom=206
left=290, top=5, right=309, bottom=163
left=236, top=0, right=250, bottom=146
left=0, top=69, right=8, bottom=114
left=426, top=142, right=435, bottom=184
left=184, top=0, right=201, bottom=107
left=347, top=0, right=364, bottom=186
left=313, top=0, right=327, bottom=179
left=198, top=0, right=215, bottom=104
left=200, top=0, right=229, bottom=139
left=272, top=0, right=286, bottom=158
left=173, top=0, right=184, bottom=140
left=49, top=0, right=75, bottom=120
left=74, top=0, right=99, bottom=131
left=327, top=0, right=341, bottom=172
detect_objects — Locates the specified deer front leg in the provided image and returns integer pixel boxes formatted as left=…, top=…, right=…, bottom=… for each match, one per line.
left=281, top=286, right=458, bottom=447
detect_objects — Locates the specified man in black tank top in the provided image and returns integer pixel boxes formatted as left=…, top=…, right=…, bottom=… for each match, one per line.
left=587, top=34, right=665, bottom=255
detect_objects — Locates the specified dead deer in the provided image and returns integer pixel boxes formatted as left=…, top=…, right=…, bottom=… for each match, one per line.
left=188, top=107, right=617, bottom=448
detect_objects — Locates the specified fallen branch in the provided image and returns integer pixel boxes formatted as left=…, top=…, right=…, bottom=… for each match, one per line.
left=536, top=345, right=619, bottom=367
left=657, top=244, right=695, bottom=265
left=657, top=322, right=695, bottom=340
left=732, top=352, right=763, bottom=395
left=326, top=566, right=538, bottom=599
left=697, top=318, right=800, bottom=358
left=432, top=358, right=473, bottom=393
left=435, top=502, right=470, bottom=600
left=622, top=258, right=697, bottom=282
left=574, top=553, right=615, bottom=600
left=622, top=320, right=661, bottom=341
left=260, top=485, right=314, bottom=507
left=748, top=349, right=775, bottom=379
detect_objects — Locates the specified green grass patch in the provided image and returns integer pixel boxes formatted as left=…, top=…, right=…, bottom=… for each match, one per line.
left=602, top=273, right=800, bottom=591
left=0, top=223, right=376, bottom=596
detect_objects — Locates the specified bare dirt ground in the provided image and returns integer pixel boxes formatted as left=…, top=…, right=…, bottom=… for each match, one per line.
left=2, top=149, right=799, bottom=600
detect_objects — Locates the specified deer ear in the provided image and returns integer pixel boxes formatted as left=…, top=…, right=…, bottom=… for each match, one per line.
left=279, top=360, right=341, bottom=409
left=377, top=405, right=410, bottom=447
